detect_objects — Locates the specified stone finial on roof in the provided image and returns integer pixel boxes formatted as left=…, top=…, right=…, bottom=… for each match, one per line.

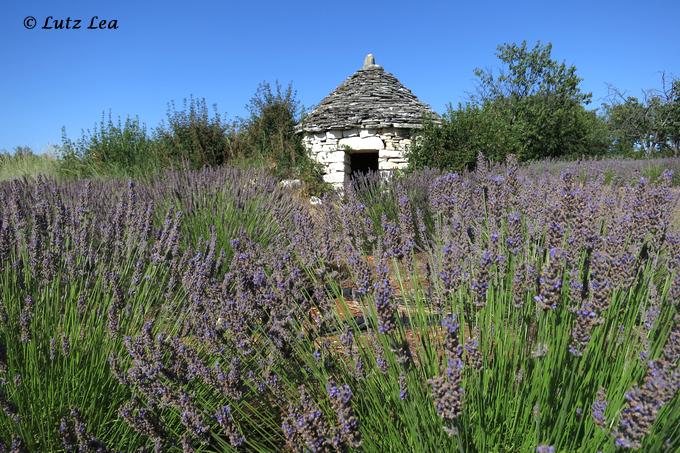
left=363, top=53, right=382, bottom=70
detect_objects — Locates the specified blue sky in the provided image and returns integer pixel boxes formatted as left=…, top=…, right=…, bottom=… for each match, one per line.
left=1, top=0, right=679, bottom=152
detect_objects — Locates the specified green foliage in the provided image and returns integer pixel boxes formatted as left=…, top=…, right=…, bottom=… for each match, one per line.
left=155, top=96, right=234, bottom=167
left=409, top=41, right=609, bottom=171
left=603, top=74, right=680, bottom=156
left=55, top=84, right=329, bottom=194
left=237, top=82, right=329, bottom=194
left=473, top=41, right=590, bottom=103
left=407, top=108, right=483, bottom=172
left=57, top=113, right=160, bottom=179
left=240, top=82, right=303, bottom=170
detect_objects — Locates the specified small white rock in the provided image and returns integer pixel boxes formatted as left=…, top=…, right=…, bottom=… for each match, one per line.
left=279, top=179, right=302, bottom=189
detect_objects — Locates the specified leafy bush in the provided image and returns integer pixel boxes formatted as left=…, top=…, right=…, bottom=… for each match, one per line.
left=237, top=82, right=330, bottom=194
left=58, top=113, right=158, bottom=178
left=56, top=85, right=329, bottom=194
left=239, top=82, right=303, bottom=170
left=155, top=96, right=234, bottom=168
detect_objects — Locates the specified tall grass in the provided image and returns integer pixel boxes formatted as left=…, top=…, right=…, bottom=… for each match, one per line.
left=0, top=153, right=60, bottom=181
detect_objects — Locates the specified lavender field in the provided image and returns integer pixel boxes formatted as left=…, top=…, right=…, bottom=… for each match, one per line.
left=0, top=156, right=679, bottom=452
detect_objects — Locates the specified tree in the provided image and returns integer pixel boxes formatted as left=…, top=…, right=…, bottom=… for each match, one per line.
left=474, top=41, right=591, bottom=104
left=409, top=41, right=609, bottom=171
left=473, top=41, right=607, bottom=160
left=604, top=73, right=680, bottom=156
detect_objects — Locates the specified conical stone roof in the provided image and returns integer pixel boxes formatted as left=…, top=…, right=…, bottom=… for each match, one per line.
left=297, top=54, right=437, bottom=133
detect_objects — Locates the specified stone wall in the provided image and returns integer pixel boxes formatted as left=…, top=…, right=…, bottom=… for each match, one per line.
left=302, top=127, right=412, bottom=187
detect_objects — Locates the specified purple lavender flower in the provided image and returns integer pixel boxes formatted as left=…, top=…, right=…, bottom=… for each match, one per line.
left=381, top=215, right=403, bottom=259
left=568, top=301, right=601, bottom=356
left=535, top=248, right=564, bottom=310
left=345, top=243, right=371, bottom=297
left=214, top=405, right=244, bottom=447
left=63, top=407, right=109, bottom=452
left=375, top=346, right=389, bottom=374
left=0, top=388, right=20, bottom=424
left=9, top=436, right=24, bottom=453
left=441, top=313, right=461, bottom=359
left=373, top=248, right=396, bottom=334
left=177, top=392, right=209, bottom=441
left=327, top=381, right=361, bottom=448
left=470, top=250, right=492, bottom=307
left=430, top=314, right=465, bottom=428
left=591, top=387, right=607, bottom=429
left=429, top=356, right=465, bottom=425
left=506, top=212, right=523, bottom=255
left=464, top=335, right=483, bottom=371
left=614, top=359, right=676, bottom=449
left=589, top=251, right=614, bottom=313
left=60, top=417, right=76, bottom=451
left=282, top=386, right=332, bottom=452
left=396, top=188, right=416, bottom=268
left=439, top=241, right=463, bottom=293
left=662, top=314, right=680, bottom=364
left=118, top=401, right=164, bottom=452
left=398, top=373, right=409, bottom=401
left=512, top=260, right=528, bottom=308
left=61, top=334, right=70, bottom=357
left=536, top=445, right=555, bottom=453
left=19, top=295, right=34, bottom=343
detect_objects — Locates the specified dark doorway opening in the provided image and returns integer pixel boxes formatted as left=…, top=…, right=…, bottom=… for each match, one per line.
left=350, top=152, right=379, bottom=177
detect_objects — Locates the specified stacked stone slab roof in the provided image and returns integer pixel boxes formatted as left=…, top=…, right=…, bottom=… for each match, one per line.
left=297, top=55, right=437, bottom=133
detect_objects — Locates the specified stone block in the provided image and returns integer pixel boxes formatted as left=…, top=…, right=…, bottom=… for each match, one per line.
left=316, top=150, right=346, bottom=164
left=326, top=162, right=349, bottom=173
left=338, top=136, right=385, bottom=151
left=379, top=160, right=408, bottom=170
left=342, top=129, right=359, bottom=138
left=314, top=133, right=326, bottom=141
left=326, top=130, right=344, bottom=139
left=359, top=128, right=378, bottom=137
left=380, top=149, right=404, bottom=159
left=323, top=172, right=346, bottom=184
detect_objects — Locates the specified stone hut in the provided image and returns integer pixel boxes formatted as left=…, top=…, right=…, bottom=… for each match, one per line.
left=296, top=54, right=436, bottom=188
